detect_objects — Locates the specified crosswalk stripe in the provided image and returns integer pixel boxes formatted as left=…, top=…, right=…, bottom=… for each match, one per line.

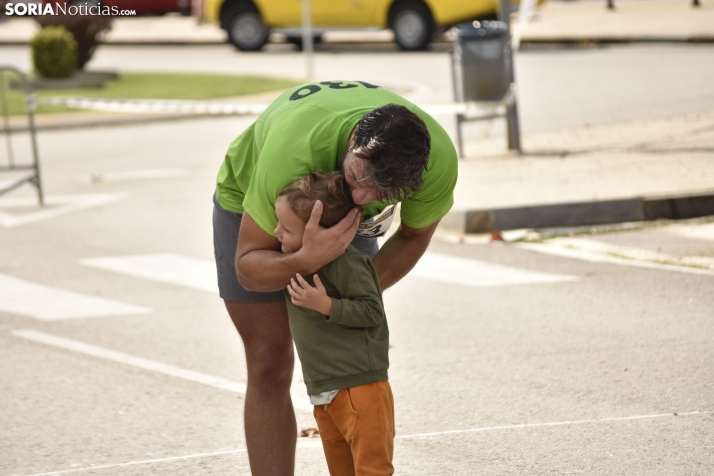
left=517, top=239, right=714, bottom=276
left=10, top=329, right=313, bottom=411
left=0, top=193, right=127, bottom=228
left=81, top=252, right=578, bottom=292
left=410, top=252, right=578, bottom=287
left=81, top=253, right=218, bottom=293
left=0, top=273, right=151, bottom=321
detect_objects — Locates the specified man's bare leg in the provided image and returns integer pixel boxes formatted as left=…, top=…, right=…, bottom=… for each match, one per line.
left=225, top=300, right=297, bottom=476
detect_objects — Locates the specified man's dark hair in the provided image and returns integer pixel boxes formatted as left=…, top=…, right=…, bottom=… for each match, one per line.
left=350, top=103, right=431, bottom=202
left=279, top=171, right=361, bottom=228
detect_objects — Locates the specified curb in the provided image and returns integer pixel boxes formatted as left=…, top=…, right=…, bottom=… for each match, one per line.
left=2, top=37, right=714, bottom=47
left=518, top=36, right=714, bottom=45
left=442, top=191, right=714, bottom=233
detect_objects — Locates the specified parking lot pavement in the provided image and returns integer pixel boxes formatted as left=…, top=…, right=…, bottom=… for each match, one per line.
left=1, top=116, right=713, bottom=474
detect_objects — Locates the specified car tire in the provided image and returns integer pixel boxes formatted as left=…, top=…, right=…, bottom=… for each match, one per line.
left=225, top=9, right=268, bottom=51
left=390, top=1, right=433, bottom=51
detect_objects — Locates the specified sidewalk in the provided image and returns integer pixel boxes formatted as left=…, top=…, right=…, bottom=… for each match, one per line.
left=520, top=0, right=714, bottom=43
left=444, top=111, right=714, bottom=233
left=1, top=0, right=713, bottom=45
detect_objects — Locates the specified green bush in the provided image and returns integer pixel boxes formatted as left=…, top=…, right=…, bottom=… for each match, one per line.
left=31, top=26, right=78, bottom=79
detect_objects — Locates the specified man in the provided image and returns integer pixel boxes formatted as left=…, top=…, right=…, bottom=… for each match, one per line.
left=213, top=80, right=458, bottom=475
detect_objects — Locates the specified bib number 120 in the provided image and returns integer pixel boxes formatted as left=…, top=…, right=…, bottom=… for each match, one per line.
left=290, top=81, right=381, bottom=101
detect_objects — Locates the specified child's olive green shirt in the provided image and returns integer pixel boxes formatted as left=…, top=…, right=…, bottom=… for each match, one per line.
left=285, top=245, right=389, bottom=395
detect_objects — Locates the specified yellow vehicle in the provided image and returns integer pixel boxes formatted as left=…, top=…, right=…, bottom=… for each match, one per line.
left=201, top=0, right=502, bottom=51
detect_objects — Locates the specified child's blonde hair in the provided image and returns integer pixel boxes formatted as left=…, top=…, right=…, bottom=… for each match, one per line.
left=279, top=171, right=361, bottom=228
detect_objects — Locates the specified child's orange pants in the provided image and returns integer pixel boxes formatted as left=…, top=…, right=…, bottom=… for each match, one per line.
left=313, top=380, right=395, bottom=476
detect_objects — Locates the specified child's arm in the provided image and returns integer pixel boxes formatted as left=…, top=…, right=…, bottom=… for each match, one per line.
left=287, top=256, right=384, bottom=327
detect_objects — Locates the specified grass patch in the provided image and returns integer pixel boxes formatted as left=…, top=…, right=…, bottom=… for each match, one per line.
left=1, top=72, right=301, bottom=115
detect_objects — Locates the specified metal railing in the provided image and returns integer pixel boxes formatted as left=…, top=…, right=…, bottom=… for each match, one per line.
left=0, top=66, right=43, bottom=205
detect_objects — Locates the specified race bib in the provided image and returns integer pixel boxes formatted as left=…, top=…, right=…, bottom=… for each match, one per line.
left=356, top=205, right=397, bottom=239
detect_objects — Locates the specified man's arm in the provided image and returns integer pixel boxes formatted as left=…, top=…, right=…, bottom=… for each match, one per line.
left=235, top=202, right=361, bottom=292
left=371, top=219, right=440, bottom=291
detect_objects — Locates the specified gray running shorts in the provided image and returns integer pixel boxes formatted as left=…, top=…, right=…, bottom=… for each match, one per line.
left=213, top=193, right=379, bottom=303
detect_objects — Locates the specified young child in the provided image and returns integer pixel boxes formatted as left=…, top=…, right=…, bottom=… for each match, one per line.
left=275, top=171, right=394, bottom=476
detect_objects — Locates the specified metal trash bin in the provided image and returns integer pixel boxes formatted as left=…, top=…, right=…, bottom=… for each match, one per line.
left=453, top=21, right=510, bottom=102
left=450, top=19, right=521, bottom=156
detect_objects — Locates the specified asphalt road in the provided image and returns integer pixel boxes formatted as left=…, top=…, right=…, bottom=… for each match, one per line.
left=2, top=42, right=714, bottom=474
left=1, top=42, right=714, bottom=136
left=1, top=113, right=713, bottom=474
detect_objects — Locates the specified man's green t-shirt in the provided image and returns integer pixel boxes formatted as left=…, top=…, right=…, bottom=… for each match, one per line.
left=215, top=80, right=458, bottom=236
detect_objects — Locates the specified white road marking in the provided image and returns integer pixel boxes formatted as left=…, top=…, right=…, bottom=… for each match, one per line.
left=397, top=410, right=710, bottom=439
left=23, top=440, right=324, bottom=476
left=665, top=223, right=714, bottom=242
left=409, top=252, right=578, bottom=287
left=10, top=329, right=312, bottom=411
left=0, top=193, right=127, bottom=228
left=23, top=448, right=248, bottom=476
left=80, top=168, right=187, bottom=184
left=21, top=410, right=710, bottom=476
left=38, top=96, right=272, bottom=115
left=0, top=274, right=151, bottom=321
left=40, top=96, right=495, bottom=117
left=518, top=238, right=714, bottom=275
left=81, top=253, right=218, bottom=293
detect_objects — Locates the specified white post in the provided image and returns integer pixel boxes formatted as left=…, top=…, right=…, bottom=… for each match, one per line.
left=301, top=0, right=314, bottom=80
left=498, top=0, right=522, bottom=152
left=512, top=0, right=537, bottom=51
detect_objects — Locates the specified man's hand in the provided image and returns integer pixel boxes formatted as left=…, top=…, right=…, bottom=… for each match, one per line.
left=296, top=200, right=360, bottom=268
left=235, top=206, right=358, bottom=293
left=287, top=273, right=333, bottom=316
